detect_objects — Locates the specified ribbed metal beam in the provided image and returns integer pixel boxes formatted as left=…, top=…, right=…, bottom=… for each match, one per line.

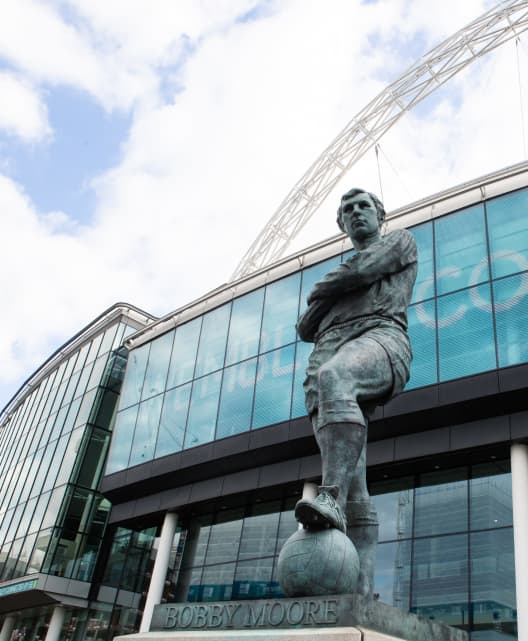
left=231, top=0, right=528, bottom=281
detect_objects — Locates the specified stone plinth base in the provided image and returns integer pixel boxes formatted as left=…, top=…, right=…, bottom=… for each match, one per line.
left=115, top=595, right=467, bottom=641
left=114, top=628, right=448, bottom=641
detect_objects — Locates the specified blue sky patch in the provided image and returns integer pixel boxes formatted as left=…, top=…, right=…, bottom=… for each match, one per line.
left=2, top=85, right=131, bottom=226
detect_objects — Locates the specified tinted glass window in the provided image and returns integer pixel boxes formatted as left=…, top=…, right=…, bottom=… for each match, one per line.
left=252, top=345, right=295, bottom=429
left=119, top=344, right=150, bottom=409
left=260, top=273, right=301, bottom=352
left=141, top=332, right=174, bottom=401
left=155, top=384, right=191, bottom=458
left=494, top=272, right=528, bottom=367
left=487, top=188, right=528, bottom=279
left=216, top=359, right=257, bottom=439
left=129, top=396, right=163, bottom=467
left=437, top=284, right=496, bottom=381
left=410, top=222, right=434, bottom=303
left=185, top=372, right=222, bottom=448
left=195, top=305, right=231, bottom=378
left=166, top=319, right=201, bottom=389
left=406, top=301, right=437, bottom=389
left=435, top=205, right=488, bottom=295
left=225, top=290, right=264, bottom=366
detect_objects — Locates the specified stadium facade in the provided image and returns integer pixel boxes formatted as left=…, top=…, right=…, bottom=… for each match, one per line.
left=1, top=163, right=528, bottom=640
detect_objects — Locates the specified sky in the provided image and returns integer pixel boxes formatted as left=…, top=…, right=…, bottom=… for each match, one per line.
left=2, top=0, right=528, bottom=411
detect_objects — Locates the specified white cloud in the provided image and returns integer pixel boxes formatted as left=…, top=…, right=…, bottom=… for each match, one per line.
left=0, top=72, right=50, bottom=141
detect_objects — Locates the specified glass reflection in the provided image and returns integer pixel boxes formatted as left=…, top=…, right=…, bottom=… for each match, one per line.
left=410, top=223, right=434, bottom=304
left=141, top=332, right=174, bottom=401
left=487, top=187, right=528, bottom=279
left=129, top=396, right=163, bottom=467
left=166, top=319, right=201, bottom=389
left=437, top=284, right=496, bottom=381
left=155, top=384, right=191, bottom=458
left=411, top=533, right=469, bottom=628
left=260, top=273, right=301, bottom=352
left=494, top=273, right=528, bottom=367
left=371, top=477, right=414, bottom=542
left=435, top=205, right=488, bottom=295
left=216, top=359, right=257, bottom=439
left=291, top=341, right=312, bottom=419
left=195, top=305, right=231, bottom=378
left=225, top=290, right=264, bottom=366
left=470, top=463, right=512, bottom=531
left=119, top=344, right=150, bottom=409
left=374, top=540, right=411, bottom=609
left=471, top=529, right=516, bottom=639
left=407, top=301, right=437, bottom=389
left=184, top=372, right=222, bottom=448
left=414, top=468, right=468, bottom=537
left=252, top=344, right=295, bottom=429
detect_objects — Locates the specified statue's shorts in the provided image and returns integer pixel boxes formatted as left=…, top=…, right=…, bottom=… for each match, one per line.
left=303, top=318, right=412, bottom=429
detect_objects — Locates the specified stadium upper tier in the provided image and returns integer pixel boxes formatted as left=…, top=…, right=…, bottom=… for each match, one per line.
left=105, top=162, right=528, bottom=476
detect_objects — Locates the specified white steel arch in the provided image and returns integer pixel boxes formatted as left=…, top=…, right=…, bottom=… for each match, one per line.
left=231, top=0, right=528, bottom=281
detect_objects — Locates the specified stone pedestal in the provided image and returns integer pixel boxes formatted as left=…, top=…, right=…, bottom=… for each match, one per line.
left=114, top=628, right=453, bottom=641
left=115, top=594, right=467, bottom=641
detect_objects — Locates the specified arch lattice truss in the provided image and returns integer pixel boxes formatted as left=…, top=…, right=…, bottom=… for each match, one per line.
left=231, top=0, right=528, bottom=281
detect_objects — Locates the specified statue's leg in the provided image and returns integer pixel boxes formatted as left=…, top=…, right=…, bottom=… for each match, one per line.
left=296, top=337, right=391, bottom=535
left=346, top=437, right=378, bottom=599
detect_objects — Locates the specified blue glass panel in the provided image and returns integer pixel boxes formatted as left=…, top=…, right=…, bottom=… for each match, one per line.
left=106, top=405, right=138, bottom=474
left=238, top=502, right=281, bottom=561
left=370, top=477, right=414, bottom=542
left=200, top=563, right=235, bottom=602
left=470, top=529, right=516, bottom=637
left=155, top=383, right=192, bottom=458
left=494, top=273, right=528, bottom=367
left=437, top=284, right=496, bottom=381
left=487, top=188, right=528, bottom=279
left=470, top=462, right=512, bottom=530
left=435, top=205, right=488, bottom=295
left=260, top=273, right=301, bottom=352
left=411, top=533, right=469, bottom=627
left=195, top=305, right=231, bottom=378
left=291, top=341, right=312, bottom=419
left=166, top=319, right=201, bottom=389
left=374, top=540, right=411, bottom=609
left=119, top=344, right=150, bottom=409
left=225, top=290, right=264, bottom=366
left=299, top=256, right=341, bottom=313
left=233, top=557, right=274, bottom=600
left=252, top=344, right=295, bottom=429
left=415, top=468, right=468, bottom=537
left=205, top=509, right=244, bottom=566
left=185, top=372, right=222, bottom=448
left=129, top=395, right=163, bottom=467
left=141, top=332, right=174, bottom=401
left=407, top=301, right=437, bottom=389
left=216, top=359, right=257, bottom=439
left=410, top=222, right=434, bottom=304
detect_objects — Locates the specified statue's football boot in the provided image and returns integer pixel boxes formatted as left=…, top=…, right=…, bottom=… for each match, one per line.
left=294, top=485, right=347, bottom=533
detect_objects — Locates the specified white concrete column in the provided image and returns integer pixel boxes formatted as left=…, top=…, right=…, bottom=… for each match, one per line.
left=44, top=606, right=65, bottom=641
left=511, top=443, right=528, bottom=641
left=0, top=615, right=16, bottom=641
left=140, top=512, right=178, bottom=633
left=298, top=482, right=318, bottom=529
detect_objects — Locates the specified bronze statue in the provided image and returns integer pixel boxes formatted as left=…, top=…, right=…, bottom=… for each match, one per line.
left=294, top=188, right=417, bottom=597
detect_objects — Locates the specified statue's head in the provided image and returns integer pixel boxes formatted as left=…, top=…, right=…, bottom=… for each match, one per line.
left=336, top=188, right=386, bottom=233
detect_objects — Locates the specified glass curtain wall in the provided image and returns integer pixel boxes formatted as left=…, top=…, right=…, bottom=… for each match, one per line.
left=107, top=188, right=528, bottom=474
left=0, top=321, right=135, bottom=583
